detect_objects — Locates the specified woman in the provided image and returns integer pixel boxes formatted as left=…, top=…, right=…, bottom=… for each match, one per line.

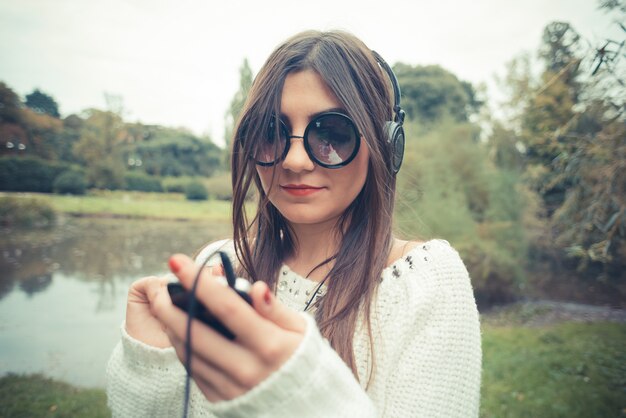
left=106, top=30, right=482, bottom=417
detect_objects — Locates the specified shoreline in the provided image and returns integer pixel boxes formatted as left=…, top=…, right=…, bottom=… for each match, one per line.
left=1, top=191, right=233, bottom=223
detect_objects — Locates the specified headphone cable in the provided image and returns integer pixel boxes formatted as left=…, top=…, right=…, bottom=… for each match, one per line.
left=181, top=250, right=218, bottom=418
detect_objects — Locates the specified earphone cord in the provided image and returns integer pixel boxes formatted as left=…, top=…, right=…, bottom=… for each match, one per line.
left=303, top=254, right=337, bottom=312
left=182, top=250, right=218, bottom=418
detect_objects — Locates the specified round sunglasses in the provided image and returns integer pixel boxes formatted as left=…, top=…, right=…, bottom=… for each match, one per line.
left=253, top=112, right=361, bottom=169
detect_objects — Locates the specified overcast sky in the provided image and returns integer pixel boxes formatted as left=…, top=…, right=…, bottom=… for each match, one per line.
left=0, top=0, right=620, bottom=145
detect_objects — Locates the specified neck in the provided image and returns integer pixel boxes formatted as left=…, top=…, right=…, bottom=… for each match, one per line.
left=286, top=217, right=342, bottom=281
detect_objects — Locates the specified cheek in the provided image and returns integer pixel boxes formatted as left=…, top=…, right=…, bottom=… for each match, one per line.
left=339, top=151, right=369, bottom=200
left=351, top=146, right=370, bottom=188
left=256, top=167, right=278, bottom=195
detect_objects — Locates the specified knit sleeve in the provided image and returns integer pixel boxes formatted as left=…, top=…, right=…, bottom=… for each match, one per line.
left=202, top=313, right=377, bottom=418
left=107, top=311, right=377, bottom=418
left=359, top=239, right=482, bottom=417
left=105, top=323, right=189, bottom=417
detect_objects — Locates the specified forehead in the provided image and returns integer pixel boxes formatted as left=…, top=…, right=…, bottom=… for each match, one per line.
left=280, top=70, right=343, bottom=119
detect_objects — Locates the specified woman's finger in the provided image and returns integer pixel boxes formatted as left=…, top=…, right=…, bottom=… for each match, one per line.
left=249, top=281, right=306, bottom=333
left=167, top=333, right=248, bottom=401
left=127, top=275, right=168, bottom=304
left=152, top=285, right=265, bottom=385
left=155, top=255, right=307, bottom=395
left=152, top=284, right=243, bottom=359
left=195, top=379, right=223, bottom=403
left=168, top=254, right=276, bottom=350
left=125, top=276, right=172, bottom=348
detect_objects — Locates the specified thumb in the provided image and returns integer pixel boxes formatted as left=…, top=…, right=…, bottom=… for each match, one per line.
left=250, top=281, right=306, bottom=333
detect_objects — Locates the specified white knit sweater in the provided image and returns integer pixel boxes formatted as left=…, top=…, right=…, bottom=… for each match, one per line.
left=106, top=239, right=482, bottom=417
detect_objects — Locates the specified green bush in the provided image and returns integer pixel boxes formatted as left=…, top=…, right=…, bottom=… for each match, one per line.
left=204, top=173, right=232, bottom=200
left=395, top=122, right=534, bottom=306
left=87, top=161, right=125, bottom=190
left=0, top=196, right=57, bottom=227
left=53, top=170, right=87, bottom=195
left=0, top=156, right=67, bottom=193
left=162, top=176, right=192, bottom=193
left=124, top=172, right=163, bottom=192
left=185, top=181, right=208, bottom=201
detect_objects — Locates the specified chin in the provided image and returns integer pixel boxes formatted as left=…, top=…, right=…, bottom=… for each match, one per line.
left=278, top=206, right=342, bottom=227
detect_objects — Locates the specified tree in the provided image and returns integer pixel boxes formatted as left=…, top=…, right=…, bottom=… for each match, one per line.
left=20, top=108, right=63, bottom=160
left=56, top=114, right=84, bottom=163
left=546, top=7, right=626, bottom=276
left=539, top=22, right=582, bottom=75
left=25, top=89, right=60, bottom=118
left=129, top=126, right=222, bottom=177
left=497, top=16, right=626, bottom=278
left=518, top=22, right=583, bottom=216
left=223, top=59, right=253, bottom=166
left=0, top=83, right=63, bottom=160
left=598, top=0, right=626, bottom=12
left=393, top=63, right=481, bottom=125
left=73, top=108, right=126, bottom=189
left=549, top=100, right=625, bottom=276
left=0, top=82, right=23, bottom=125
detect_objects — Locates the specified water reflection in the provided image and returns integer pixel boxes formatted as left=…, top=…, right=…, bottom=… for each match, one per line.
left=1, top=217, right=231, bottom=297
left=0, top=217, right=231, bottom=388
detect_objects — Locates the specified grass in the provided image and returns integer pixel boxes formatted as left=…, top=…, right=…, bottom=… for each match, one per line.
left=2, top=321, right=623, bottom=417
left=1, top=190, right=233, bottom=222
left=0, top=374, right=109, bottom=418
left=480, top=321, right=626, bottom=418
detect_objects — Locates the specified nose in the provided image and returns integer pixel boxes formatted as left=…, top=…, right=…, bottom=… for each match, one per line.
left=281, top=136, right=315, bottom=172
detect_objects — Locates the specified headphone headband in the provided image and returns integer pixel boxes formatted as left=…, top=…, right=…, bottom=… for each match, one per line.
left=371, top=51, right=405, bottom=124
left=371, top=50, right=405, bottom=174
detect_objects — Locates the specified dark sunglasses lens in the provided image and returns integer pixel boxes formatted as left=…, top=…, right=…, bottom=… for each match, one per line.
left=307, top=114, right=358, bottom=166
left=255, top=119, right=287, bottom=165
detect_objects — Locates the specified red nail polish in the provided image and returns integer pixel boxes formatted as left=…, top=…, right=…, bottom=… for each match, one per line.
left=264, top=288, right=272, bottom=305
left=169, top=257, right=180, bottom=273
left=216, top=264, right=225, bottom=276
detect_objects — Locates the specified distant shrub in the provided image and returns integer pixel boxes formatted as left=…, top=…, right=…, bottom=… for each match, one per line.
left=124, top=172, right=163, bottom=192
left=0, top=196, right=57, bottom=227
left=185, top=181, right=208, bottom=201
left=53, top=170, right=87, bottom=195
left=0, top=156, right=67, bottom=193
left=162, top=176, right=191, bottom=193
left=204, top=173, right=232, bottom=201
left=164, top=183, right=185, bottom=193
left=88, top=162, right=125, bottom=191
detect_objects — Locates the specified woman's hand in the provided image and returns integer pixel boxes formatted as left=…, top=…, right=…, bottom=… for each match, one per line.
left=125, top=263, right=226, bottom=348
left=125, top=276, right=172, bottom=348
left=150, top=253, right=307, bottom=402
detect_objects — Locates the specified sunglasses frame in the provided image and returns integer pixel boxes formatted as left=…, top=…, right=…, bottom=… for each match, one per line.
left=254, top=111, right=361, bottom=169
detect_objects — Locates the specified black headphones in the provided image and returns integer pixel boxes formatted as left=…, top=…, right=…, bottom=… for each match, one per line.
left=372, top=51, right=405, bottom=175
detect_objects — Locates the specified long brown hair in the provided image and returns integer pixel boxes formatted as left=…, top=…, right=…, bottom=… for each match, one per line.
left=231, top=30, right=396, bottom=381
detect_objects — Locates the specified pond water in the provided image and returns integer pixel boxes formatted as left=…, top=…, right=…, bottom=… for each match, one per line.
left=0, top=217, right=231, bottom=388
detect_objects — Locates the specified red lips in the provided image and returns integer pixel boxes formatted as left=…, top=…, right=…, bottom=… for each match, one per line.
left=281, top=184, right=324, bottom=196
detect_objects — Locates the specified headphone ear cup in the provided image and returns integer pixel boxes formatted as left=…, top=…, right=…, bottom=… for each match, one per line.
left=385, top=121, right=405, bottom=174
